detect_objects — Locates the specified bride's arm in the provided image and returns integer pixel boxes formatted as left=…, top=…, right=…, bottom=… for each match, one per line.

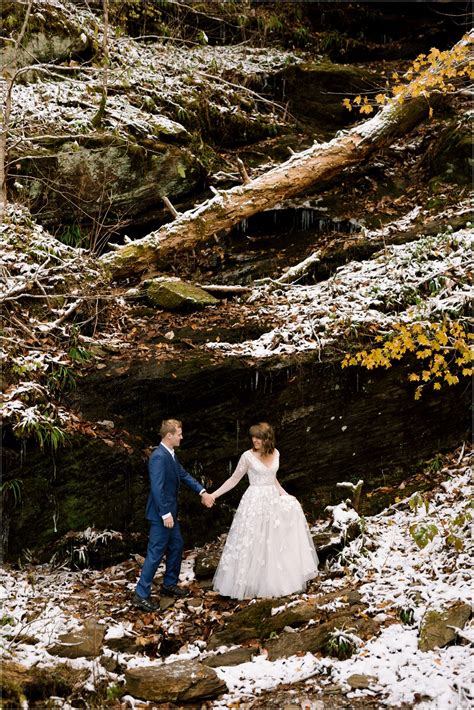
left=211, top=452, right=249, bottom=500
left=275, top=477, right=288, bottom=496
left=273, top=450, right=288, bottom=496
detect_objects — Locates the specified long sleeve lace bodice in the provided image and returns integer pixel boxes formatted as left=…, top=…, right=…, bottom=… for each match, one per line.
left=212, top=449, right=281, bottom=499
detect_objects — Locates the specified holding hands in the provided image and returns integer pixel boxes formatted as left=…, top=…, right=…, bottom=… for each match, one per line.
left=201, top=491, right=215, bottom=508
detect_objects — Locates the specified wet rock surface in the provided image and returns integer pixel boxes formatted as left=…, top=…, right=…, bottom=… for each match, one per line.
left=124, top=660, right=228, bottom=702
left=47, top=617, right=105, bottom=659
left=418, top=600, right=471, bottom=652
left=146, top=278, right=219, bottom=310
left=6, top=345, right=469, bottom=559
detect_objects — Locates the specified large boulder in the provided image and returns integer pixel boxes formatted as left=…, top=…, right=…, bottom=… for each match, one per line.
left=146, top=278, right=219, bottom=310
left=124, top=660, right=228, bottom=702
left=418, top=601, right=471, bottom=652
left=13, top=135, right=202, bottom=229
left=48, top=617, right=105, bottom=659
left=2, top=1, right=93, bottom=68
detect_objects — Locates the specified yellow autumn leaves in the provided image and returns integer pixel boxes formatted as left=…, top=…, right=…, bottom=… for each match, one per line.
left=342, top=95, right=374, bottom=115
left=343, top=37, right=474, bottom=115
left=342, top=321, right=473, bottom=399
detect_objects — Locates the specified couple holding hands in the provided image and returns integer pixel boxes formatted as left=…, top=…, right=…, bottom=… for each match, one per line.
left=133, top=419, right=318, bottom=612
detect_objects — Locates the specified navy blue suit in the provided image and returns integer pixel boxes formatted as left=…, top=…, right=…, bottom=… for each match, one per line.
left=136, top=443, right=204, bottom=598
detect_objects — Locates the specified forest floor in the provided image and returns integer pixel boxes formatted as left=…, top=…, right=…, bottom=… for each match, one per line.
left=1, top=445, right=471, bottom=709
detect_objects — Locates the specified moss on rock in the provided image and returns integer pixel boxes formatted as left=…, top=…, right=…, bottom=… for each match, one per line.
left=146, top=279, right=218, bottom=310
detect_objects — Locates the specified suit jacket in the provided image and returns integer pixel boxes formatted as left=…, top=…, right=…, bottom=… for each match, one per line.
left=145, top=443, right=203, bottom=522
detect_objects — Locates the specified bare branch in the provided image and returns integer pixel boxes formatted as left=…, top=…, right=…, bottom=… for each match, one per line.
left=45, top=300, right=83, bottom=332
left=236, top=158, right=251, bottom=185
left=162, top=195, right=181, bottom=218
left=196, top=284, right=252, bottom=295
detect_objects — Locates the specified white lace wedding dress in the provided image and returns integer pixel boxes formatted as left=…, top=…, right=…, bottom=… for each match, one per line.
left=212, top=449, right=319, bottom=600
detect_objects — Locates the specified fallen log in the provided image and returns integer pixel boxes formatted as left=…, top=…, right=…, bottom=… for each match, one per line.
left=101, top=32, right=472, bottom=281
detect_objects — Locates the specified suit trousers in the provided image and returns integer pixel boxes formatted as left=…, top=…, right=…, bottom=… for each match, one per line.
left=135, top=520, right=184, bottom=598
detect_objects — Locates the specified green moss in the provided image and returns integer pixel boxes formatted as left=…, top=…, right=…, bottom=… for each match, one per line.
left=1, top=678, right=26, bottom=708
left=25, top=664, right=89, bottom=703
left=60, top=491, right=93, bottom=530
left=146, top=279, right=218, bottom=310
left=188, top=135, right=221, bottom=173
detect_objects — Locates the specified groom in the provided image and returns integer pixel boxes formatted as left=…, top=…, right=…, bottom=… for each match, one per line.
left=133, top=419, right=215, bottom=612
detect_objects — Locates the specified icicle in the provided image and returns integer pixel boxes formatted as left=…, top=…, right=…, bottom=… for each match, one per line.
left=20, top=439, right=26, bottom=467
left=302, top=209, right=311, bottom=231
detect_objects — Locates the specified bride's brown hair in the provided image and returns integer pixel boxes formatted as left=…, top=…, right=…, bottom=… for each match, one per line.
left=249, top=422, right=275, bottom=455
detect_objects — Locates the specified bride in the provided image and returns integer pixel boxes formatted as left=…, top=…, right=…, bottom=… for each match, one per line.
left=210, top=422, right=318, bottom=600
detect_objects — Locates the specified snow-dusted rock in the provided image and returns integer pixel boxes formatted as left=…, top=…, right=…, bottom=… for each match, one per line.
left=47, top=617, right=106, bottom=659
left=124, top=660, right=228, bottom=702
left=146, top=278, right=218, bottom=310
left=418, top=601, right=471, bottom=652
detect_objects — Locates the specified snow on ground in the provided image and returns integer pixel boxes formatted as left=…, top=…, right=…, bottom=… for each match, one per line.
left=210, top=455, right=473, bottom=708
left=325, top=625, right=472, bottom=709
left=208, top=226, right=473, bottom=357
left=315, top=460, right=473, bottom=709
left=4, top=0, right=301, bottom=143
left=213, top=653, right=321, bottom=705
left=1, top=452, right=471, bottom=708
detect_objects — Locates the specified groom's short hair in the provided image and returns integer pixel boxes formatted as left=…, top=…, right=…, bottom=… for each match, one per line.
left=160, top=419, right=182, bottom=437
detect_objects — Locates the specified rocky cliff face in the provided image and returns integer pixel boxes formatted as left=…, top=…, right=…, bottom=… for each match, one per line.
left=6, top=345, right=469, bottom=560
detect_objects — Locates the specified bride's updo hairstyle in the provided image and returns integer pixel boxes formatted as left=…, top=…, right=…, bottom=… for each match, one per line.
left=249, top=422, right=275, bottom=455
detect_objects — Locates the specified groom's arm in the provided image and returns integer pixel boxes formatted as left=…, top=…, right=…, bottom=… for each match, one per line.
left=175, top=459, right=214, bottom=506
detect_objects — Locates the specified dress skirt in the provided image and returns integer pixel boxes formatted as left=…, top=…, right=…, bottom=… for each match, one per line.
left=213, top=483, right=319, bottom=600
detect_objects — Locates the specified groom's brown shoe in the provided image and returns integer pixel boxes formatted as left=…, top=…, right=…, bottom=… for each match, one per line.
left=160, top=584, right=189, bottom=598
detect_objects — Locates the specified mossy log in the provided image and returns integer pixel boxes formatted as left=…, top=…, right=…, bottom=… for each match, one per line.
left=101, top=32, right=471, bottom=280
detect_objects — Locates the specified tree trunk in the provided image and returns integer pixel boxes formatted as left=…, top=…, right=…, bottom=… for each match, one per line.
left=102, top=32, right=472, bottom=280
left=0, top=0, right=33, bottom=215
left=91, top=0, right=109, bottom=129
